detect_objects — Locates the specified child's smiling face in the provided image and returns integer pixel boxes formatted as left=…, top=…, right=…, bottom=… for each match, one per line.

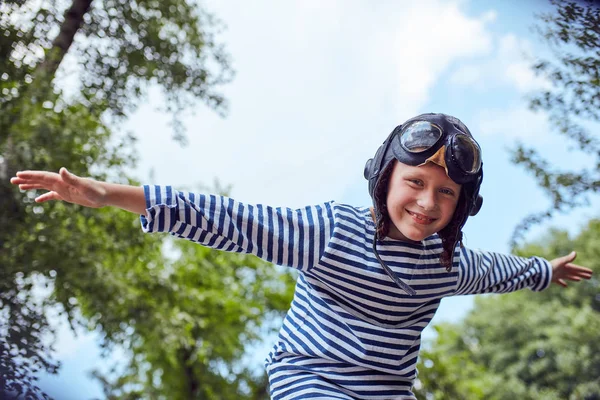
left=385, top=160, right=461, bottom=242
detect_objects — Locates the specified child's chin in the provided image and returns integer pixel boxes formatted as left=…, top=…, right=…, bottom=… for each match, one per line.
left=390, top=226, right=428, bottom=243
left=403, top=226, right=435, bottom=242
left=405, top=233, right=427, bottom=242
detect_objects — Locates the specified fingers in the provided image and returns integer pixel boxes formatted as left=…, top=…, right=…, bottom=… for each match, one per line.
left=565, top=263, right=593, bottom=278
left=15, top=184, right=48, bottom=190
left=11, top=170, right=59, bottom=187
left=561, top=273, right=582, bottom=282
left=10, top=171, right=68, bottom=201
left=35, top=191, right=63, bottom=203
left=569, top=272, right=592, bottom=280
left=12, top=170, right=57, bottom=181
left=553, top=261, right=593, bottom=288
left=10, top=169, right=81, bottom=192
left=557, top=278, right=567, bottom=288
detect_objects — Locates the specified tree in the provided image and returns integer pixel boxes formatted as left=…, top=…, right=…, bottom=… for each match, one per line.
left=90, top=239, right=295, bottom=400
left=415, top=220, right=600, bottom=400
left=511, top=0, right=600, bottom=246
left=1, top=1, right=295, bottom=399
left=415, top=3, right=600, bottom=397
left=412, top=323, right=500, bottom=399
left=1, top=0, right=232, bottom=146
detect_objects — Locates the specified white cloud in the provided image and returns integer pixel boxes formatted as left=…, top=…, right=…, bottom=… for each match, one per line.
left=450, top=32, right=551, bottom=93
left=360, top=1, right=495, bottom=119
left=505, top=58, right=546, bottom=93
left=474, top=106, right=551, bottom=142
left=129, top=0, right=496, bottom=208
left=499, top=34, right=551, bottom=92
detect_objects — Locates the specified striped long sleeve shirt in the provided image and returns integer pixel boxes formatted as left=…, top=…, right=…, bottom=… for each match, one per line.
left=140, top=186, right=553, bottom=400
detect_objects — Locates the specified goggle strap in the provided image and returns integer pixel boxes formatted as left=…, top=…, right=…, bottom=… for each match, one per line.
left=372, top=235, right=416, bottom=296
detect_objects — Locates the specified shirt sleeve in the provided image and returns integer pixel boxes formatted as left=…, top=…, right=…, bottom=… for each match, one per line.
left=139, top=185, right=334, bottom=272
left=454, top=246, right=553, bottom=295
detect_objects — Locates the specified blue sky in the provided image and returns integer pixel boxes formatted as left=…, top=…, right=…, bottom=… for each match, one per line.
left=36, top=0, right=599, bottom=398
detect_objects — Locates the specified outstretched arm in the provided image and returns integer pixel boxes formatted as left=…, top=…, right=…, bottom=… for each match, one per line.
left=10, top=168, right=146, bottom=215
left=455, top=247, right=593, bottom=296
left=12, top=169, right=334, bottom=272
left=550, top=251, right=592, bottom=287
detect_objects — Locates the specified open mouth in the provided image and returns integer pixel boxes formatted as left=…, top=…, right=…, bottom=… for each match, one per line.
left=407, top=210, right=437, bottom=224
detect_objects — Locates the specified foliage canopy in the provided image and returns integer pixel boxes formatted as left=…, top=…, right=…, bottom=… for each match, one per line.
left=511, top=0, right=600, bottom=246
left=415, top=220, right=600, bottom=400
left=1, top=1, right=294, bottom=399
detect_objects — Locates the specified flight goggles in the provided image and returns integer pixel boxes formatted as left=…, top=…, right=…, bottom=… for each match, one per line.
left=391, top=115, right=482, bottom=184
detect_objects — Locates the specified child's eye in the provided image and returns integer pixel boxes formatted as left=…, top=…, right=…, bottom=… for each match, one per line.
left=407, top=179, right=423, bottom=186
left=439, top=188, right=455, bottom=196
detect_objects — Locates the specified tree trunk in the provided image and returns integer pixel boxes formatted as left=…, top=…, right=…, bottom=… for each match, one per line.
left=180, top=347, right=200, bottom=399
left=4, top=0, right=95, bottom=136
left=37, top=0, right=94, bottom=80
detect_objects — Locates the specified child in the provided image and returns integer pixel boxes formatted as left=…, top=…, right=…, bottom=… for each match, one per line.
left=11, top=113, right=592, bottom=400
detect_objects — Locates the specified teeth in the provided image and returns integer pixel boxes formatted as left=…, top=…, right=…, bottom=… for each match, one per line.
left=409, top=211, right=433, bottom=222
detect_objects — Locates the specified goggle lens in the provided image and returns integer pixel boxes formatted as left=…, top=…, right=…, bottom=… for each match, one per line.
left=399, top=121, right=442, bottom=152
left=398, top=120, right=482, bottom=176
left=452, top=134, right=482, bottom=174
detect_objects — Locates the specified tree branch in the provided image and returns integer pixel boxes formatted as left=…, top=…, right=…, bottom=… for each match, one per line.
left=37, top=0, right=94, bottom=80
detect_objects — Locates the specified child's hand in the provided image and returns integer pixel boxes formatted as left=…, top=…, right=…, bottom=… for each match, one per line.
left=10, top=168, right=107, bottom=208
left=550, top=251, right=593, bottom=287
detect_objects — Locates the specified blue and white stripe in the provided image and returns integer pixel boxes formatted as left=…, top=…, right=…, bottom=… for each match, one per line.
left=141, top=185, right=552, bottom=400
left=141, top=185, right=332, bottom=271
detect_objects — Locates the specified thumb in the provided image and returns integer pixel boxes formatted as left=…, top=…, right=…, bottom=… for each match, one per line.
left=59, top=167, right=79, bottom=185
left=560, top=251, right=577, bottom=264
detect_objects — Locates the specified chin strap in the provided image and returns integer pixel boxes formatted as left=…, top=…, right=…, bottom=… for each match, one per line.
left=372, top=234, right=417, bottom=296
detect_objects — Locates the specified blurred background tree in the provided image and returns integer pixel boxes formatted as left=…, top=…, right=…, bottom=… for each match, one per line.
left=416, top=1, right=600, bottom=398
left=416, top=220, right=600, bottom=400
left=87, top=238, right=295, bottom=400
left=510, top=0, right=600, bottom=246
left=0, top=0, right=294, bottom=398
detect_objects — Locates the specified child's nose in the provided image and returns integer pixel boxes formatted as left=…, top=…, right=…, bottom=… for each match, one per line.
left=416, top=190, right=437, bottom=211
